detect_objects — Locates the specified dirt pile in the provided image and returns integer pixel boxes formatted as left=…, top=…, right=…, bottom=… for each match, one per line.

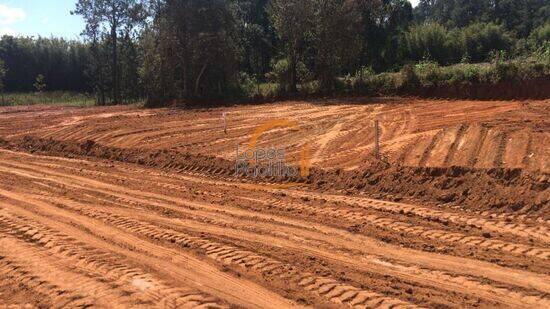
left=4, top=135, right=548, bottom=216
left=308, top=163, right=549, bottom=216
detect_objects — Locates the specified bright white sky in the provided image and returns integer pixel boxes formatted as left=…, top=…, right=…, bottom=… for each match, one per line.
left=0, top=0, right=421, bottom=39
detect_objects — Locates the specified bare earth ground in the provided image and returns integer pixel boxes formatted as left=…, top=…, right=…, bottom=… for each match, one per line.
left=0, top=98, right=548, bottom=308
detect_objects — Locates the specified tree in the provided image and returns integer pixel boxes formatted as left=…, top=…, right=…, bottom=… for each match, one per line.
left=359, top=0, right=413, bottom=72
left=313, top=0, right=364, bottom=90
left=0, top=36, right=90, bottom=93
left=34, top=74, right=46, bottom=92
left=73, top=0, right=146, bottom=104
left=141, top=0, right=240, bottom=104
left=232, top=0, right=276, bottom=80
left=0, top=59, right=7, bottom=104
left=268, top=0, right=315, bottom=92
left=414, top=0, right=549, bottom=38
left=73, top=0, right=108, bottom=104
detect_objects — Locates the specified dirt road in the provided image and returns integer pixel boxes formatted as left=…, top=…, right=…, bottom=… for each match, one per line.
left=0, top=99, right=548, bottom=308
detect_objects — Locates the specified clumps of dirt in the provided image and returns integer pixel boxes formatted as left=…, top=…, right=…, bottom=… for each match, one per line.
left=306, top=164, right=549, bottom=216
left=3, top=135, right=548, bottom=216
left=11, top=135, right=235, bottom=174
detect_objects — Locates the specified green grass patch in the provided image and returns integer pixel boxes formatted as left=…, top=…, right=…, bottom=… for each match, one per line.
left=0, top=91, right=97, bottom=107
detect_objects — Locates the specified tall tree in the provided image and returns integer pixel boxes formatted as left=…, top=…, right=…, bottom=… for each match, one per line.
left=141, top=0, right=239, bottom=104
left=313, top=0, right=364, bottom=90
left=72, top=0, right=107, bottom=104
left=268, top=0, right=315, bottom=92
left=73, top=0, right=146, bottom=104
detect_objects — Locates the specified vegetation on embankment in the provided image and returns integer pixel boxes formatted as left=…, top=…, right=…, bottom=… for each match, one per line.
left=0, top=1, right=548, bottom=106
left=0, top=91, right=98, bottom=107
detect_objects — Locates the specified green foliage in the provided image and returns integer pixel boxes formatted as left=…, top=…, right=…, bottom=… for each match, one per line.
left=528, top=23, right=550, bottom=61
left=414, top=60, right=440, bottom=86
left=312, top=0, right=363, bottom=91
left=400, top=22, right=514, bottom=65
left=414, top=0, right=549, bottom=37
left=456, top=23, right=513, bottom=63
left=0, top=59, right=7, bottom=93
left=269, top=0, right=315, bottom=92
left=364, top=58, right=550, bottom=94
left=4, top=0, right=550, bottom=106
left=266, top=58, right=312, bottom=93
left=72, top=0, right=146, bottom=104
left=0, top=36, right=90, bottom=93
left=399, top=64, right=420, bottom=89
left=33, top=74, right=46, bottom=92
left=399, top=23, right=453, bottom=64
left=0, top=91, right=96, bottom=107
left=237, top=72, right=259, bottom=97
left=141, top=0, right=240, bottom=104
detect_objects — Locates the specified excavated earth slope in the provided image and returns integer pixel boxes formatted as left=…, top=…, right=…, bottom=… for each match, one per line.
left=0, top=98, right=548, bottom=308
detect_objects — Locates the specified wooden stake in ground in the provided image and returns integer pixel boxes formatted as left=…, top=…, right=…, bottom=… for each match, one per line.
left=374, top=120, right=380, bottom=159
left=222, top=112, right=228, bottom=135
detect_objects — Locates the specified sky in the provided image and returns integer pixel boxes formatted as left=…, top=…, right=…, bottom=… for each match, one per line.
left=0, top=0, right=421, bottom=39
left=0, top=0, right=84, bottom=39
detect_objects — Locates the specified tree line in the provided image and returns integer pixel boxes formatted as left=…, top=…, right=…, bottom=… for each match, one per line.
left=0, top=0, right=548, bottom=106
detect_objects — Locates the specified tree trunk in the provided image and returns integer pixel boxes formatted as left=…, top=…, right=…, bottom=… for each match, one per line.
left=111, top=11, right=119, bottom=104
left=289, top=52, right=298, bottom=93
left=194, top=63, right=207, bottom=96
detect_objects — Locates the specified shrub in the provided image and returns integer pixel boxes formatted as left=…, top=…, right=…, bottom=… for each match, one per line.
left=238, top=72, right=259, bottom=97
left=399, top=64, right=419, bottom=89
left=266, top=58, right=312, bottom=93
left=529, top=23, right=550, bottom=50
left=399, top=23, right=452, bottom=65
left=414, top=60, right=440, bottom=86
left=457, top=23, right=513, bottom=63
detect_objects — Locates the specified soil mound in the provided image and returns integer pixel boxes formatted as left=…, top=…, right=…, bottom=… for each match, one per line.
left=3, top=135, right=548, bottom=216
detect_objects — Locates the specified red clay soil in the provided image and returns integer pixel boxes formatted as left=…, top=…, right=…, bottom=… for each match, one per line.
left=2, top=135, right=548, bottom=217
left=0, top=101, right=548, bottom=308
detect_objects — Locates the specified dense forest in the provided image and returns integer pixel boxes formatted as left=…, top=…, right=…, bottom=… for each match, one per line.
left=0, top=0, right=548, bottom=105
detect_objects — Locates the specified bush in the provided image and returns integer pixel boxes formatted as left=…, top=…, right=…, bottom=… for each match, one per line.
left=399, top=23, right=453, bottom=65
left=399, top=64, right=419, bottom=89
left=266, top=58, right=312, bottom=93
left=457, top=23, right=513, bottom=63
left=0, top=91, right=96, bottom=107
left=529, top=23, right=550, bottom=50
left=238, top=72, right=259, bottom=97
left=414, top=61, right=440, bottom=86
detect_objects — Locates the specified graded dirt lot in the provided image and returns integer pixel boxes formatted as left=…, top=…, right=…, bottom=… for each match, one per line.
left=1, top=98, right=548, bottom=171
left=0, top=98, right=548, bottom=308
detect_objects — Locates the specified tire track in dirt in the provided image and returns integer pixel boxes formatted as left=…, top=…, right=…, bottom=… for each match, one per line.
left=443, top=124, right=469, bottom=167
left=418, top=129, right=445, bottom=167
left=247, top=197, right=550, bottom=260
left=0, top=237, right=135, bottom=308
left=1, top=149, right=550, bottom=306
left=3, top=152, right=550, bottom=250
left=10, top=153, right=550, bottom=246
left=0, top=252, right=91, bottom=309
left=32, top=194, right=416, bottom=309
left=271, top=190, right=550, bottom=246
left=493, top=131, right=510, bottom=167
left=468, top=125, right=489, bottom=167
left=0, top=210, right=228, bottom=309
left=1, top=160, right=544, bottom=303
left=0, top=194, right=294, bottom=309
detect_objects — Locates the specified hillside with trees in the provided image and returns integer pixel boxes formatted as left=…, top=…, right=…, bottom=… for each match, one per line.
left=0, top=0, right=548, bottom=106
